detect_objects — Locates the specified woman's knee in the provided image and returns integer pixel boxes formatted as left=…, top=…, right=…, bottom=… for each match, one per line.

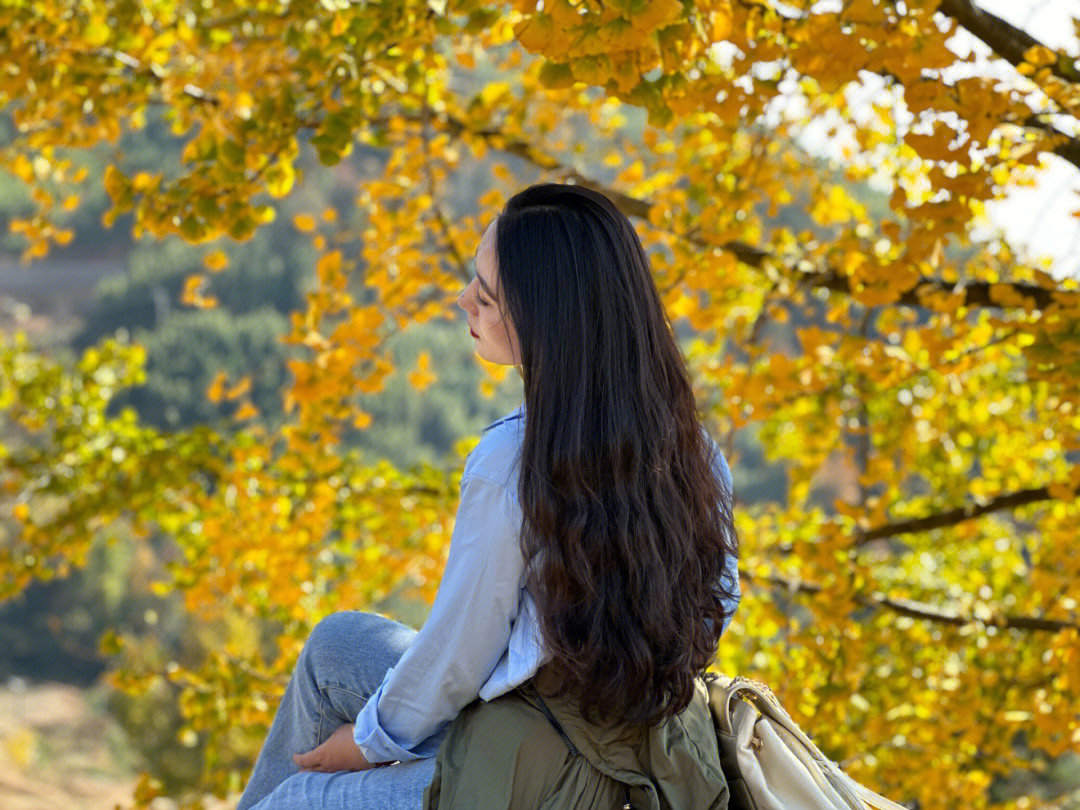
left=307, top=610, right=379, bottom=649
left=300, top=611, right=415, bottom=685
left=301, top=611, right=377, bottom=670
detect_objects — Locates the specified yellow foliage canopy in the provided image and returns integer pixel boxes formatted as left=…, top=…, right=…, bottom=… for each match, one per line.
left=2, top=0, right=1080, bottom=806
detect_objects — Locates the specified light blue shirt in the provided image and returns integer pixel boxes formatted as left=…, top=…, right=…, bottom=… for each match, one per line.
left=353, top=404, right=739, bottom=763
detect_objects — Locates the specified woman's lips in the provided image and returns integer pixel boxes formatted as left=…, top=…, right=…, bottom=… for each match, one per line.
left=469, top=326, right=479, bottom=338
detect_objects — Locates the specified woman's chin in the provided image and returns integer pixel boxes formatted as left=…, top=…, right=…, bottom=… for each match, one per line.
left=476, top=348, right=512, bottom=367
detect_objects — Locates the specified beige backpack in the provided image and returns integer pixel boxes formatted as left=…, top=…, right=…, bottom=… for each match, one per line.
left=705, top=674, right=911, bottom=810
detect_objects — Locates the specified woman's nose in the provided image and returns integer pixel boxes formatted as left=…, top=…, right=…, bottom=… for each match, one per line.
left=457, top=282, right=474, bottom=313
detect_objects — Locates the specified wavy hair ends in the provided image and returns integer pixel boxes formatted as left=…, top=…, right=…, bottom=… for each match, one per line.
left=495, top=184, right=739, bottom=727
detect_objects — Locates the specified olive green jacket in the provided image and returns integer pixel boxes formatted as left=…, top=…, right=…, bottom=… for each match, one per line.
left=422, top=676, right=729, bottom=810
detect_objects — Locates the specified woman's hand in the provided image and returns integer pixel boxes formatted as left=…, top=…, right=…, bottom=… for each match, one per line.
left=293, top=723, right=375, bottom=773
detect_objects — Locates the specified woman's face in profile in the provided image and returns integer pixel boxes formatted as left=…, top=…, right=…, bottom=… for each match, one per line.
left=458, top=219, right=520, bottom=366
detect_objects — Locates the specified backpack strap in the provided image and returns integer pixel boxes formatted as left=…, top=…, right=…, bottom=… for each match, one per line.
left=522, top=685, right=582, bottom=757
left=521, top=686, right=635, bottom=810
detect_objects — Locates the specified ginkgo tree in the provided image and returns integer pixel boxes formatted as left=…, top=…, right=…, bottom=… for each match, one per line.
left=3, top=0, right=1080, bottom=806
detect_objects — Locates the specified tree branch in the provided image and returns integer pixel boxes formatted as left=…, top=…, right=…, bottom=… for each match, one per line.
left=432, top=110, right=1076, bottom=313
left=744, top=570, right=1080, bottom=632
left=855, top=483, right=1060, bottom=545
left=803, top=270, right=1065, bottom=311
left=60, top=45, right=1080, bottom=312
left=420, top=76, right=472, bottom=284
left=1020, top=114, right=1080, bottom=168
left=936, top=0, right=1080, bottom=84
left=935, top=0, right=1080, bottom=171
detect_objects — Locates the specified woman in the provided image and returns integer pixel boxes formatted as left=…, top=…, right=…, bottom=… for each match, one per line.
left=237, top=183, right=740, bottom=810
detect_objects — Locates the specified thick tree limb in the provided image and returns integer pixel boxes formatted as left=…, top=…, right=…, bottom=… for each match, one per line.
left=744, top=570, right=1079, bottom=632
left=855, top=484, right=1059, bottom=546
left=936, top=0, right=1080, bottom=84
left=773, top=479, right=1073, bottom=554
left=798, top=268, right=1064, bottom=311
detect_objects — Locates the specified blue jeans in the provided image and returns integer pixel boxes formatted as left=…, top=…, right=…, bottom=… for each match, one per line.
left=237, top=611, right=441, bottom=810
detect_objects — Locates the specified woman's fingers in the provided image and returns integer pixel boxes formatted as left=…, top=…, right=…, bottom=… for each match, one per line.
left=292, top=749, right=321, bottom=771
left=293, top=745, right=333, bottom=772
left=293, top=723, right=372, bottom=773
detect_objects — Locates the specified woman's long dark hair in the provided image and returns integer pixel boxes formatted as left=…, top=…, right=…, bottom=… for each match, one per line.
left=495, top=183, right=739, bottom=727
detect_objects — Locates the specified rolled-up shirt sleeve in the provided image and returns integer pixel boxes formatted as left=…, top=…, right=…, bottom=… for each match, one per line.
left=353, top=471, right=524, bottom=763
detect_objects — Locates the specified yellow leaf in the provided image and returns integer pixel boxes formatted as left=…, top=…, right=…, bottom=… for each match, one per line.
left=181, top=274, right=217, bottom=308
left=708, top=8, right=733, bottom=41
left=293, top=213, right=317, bottom=232
left=317, top=251, right=343, bottom=277
left=83, top=21, right=111, bottom=47
left=1047, top=482, right=1076, bottom=501
left=454, top=436, right=480, bottom=458
left=667, top=290, right=696, bottom=319
left=181, top=274, right=205, bottom=304
left=10, top=154, right=33, bottom=183
left=266, top=160, right=296, bottom=198
left=103, top=164, right=127, bottom=198
left=207, top=371, right=228, bottom=403
left=628, top=0, right=683, bottom=32
left=233, top=401, right=259, bottom=421
left=226, top=377, right=252, bottom=400
left=573, top=55, right=613, bottom=86
left=5, top=727, right=36, bottom=768
left=408, top=351, right=438, bottom=391
left=1023, top=44, right=1058, bottom=68
left=988, top=283, right=1032, bottom=309
left=203, top=250, right=229, bottom=272
left=353, top=410, right=373, bottom=429
left=538, top=61, right=575, bottom=88
left=479, top=189, right=504, bottom=209
left=514, top=14, right=554, bottom=52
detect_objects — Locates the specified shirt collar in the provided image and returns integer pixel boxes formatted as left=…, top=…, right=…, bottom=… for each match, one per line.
left=483, top=403, right=525, bottom=433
